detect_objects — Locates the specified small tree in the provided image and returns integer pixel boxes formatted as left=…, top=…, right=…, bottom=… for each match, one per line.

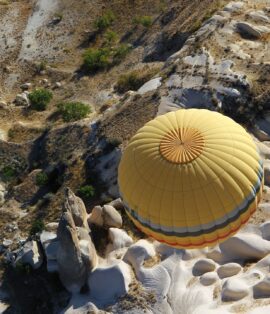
left=57, top=102, right=91, bottom=122
left=29, top=88, right=53, bottom=111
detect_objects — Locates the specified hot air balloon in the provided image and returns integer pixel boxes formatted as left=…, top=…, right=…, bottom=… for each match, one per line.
left=118, top=109, right=263, bottom=249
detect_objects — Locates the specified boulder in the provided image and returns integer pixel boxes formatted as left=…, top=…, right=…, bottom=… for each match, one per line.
left=260, top=221, right=270, bottom=240
left=88, top=261, right=131, bottom=304
left=108, top=228, right=133, bottom=251
left=248, top=11, right=270, bottom=23
left=138, top=77, right=162, bottom=95
left=20, top=83, right=32, bottom=91
left=217, top=263, right=242, bottom=279
left=57, top=210, right=97, bottom=293
left=219, top=233, right=270, bottom=261
left=45, top=222, right=59, bottom=232
left=103, top=205, right=122, bottom=228
left=222, top=278, right=249, bottom=301
left=3, top=239, right=13, bottom=248
left=15, top=240, right=43, bottom=270
left=123, top=239, right=156, bottom=268
left=253, top=276, right=270, bottom=298
left=236, top=22, right=262, bottom=39
left=200, top=272, right=219, bottom=286
left=14, top=93, right=29, bottom=107
left=224, top=2, right=244, bottom=13
left=64, top=188, right=89, bottom=230
left=88, top=206, right=103, bottom=227
left=0, top=101, right=7, bottom=108
left=192, top=258, right=216, bottom=276
left=108, top=198, right=125, bottom=211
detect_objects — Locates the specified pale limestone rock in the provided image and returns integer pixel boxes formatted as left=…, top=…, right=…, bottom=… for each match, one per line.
left=200, top=272, right=219, bottom=286
left=222, top=278, right=249, bottom=301
left=193, top=258, right=216, bottom=276
left=217, top=263, right=242, bottom=279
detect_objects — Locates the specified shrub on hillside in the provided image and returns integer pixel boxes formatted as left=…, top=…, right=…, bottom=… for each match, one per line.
left=113, top=44, right=132, bottom=64
left=30, top=219, right=45, bottom=235
left=57, top=102, right=91, bottom=122
left=115, top=68, right=159, bottom=93
left=133, top=15, right=153, bottom=28
left=78, top=185, right=95, bottom=199
left=1, top=166, right=16, bottom=182
left=29, top=88, right=53, bottom=111
left=83, top=44, right=131, bottom=73
left=94, top=10, right=115, bottom=31
left=104, top=30, right=119, bottom=46
left=83, top=48, right=111, bottom=72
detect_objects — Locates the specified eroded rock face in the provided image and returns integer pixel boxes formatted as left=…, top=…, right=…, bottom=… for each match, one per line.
left=15, top=240, right=43, bottom=270
left=88, top=204, right=123, bottom=229
left=57, top=190, right=98, bottom=293
left=64, top=188, right=89, bottom=231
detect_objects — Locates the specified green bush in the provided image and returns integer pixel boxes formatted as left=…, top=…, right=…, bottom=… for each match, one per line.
left=29, top=88, right=53, bottom=111
left=133, top=16, right=153, bottom=28
left=83, top=48, right=111, bottom=72
left=113, top=44, right=131, bottom=64
left=1, top=166, right=16, bottom=182
left=83, top=44, right=131, bottom=73
left=94, top=10, right=115, bottom=31
left=78, top=185, right=95, bottom=199
left=36, top=172, right=48, bottom=186
left=30, top=219, right=45, bottom=235
left=57, top=102, right=91, bottom=122
left=104, top=30, right=119, bottom=46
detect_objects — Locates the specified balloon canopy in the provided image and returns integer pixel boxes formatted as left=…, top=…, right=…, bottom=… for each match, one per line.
left=118, top=109, right=263, bottom=249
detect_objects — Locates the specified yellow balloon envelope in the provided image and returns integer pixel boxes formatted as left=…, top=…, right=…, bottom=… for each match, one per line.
left=118, top=109, right=263, bottom=249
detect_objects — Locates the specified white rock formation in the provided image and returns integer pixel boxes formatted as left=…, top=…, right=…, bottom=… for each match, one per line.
left=219, top=233, right=270, bottom=261
left=193, top=258, right=216, bottom=276
left=217, top=263, right=242, bottom=279
left=200, top=272, right=219, bottom=286
left=222, top=278, right=249, bottom=301
left=88, top=261, right=131, bottom=306
left=15, top=240, right=43, bottom=270
left=123, top=239, right=156, bottom=268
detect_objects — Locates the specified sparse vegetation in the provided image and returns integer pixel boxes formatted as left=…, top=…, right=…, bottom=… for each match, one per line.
left=36, top=60, right=47, bottom=73
left=28, top=88, right=53, bottom=111
left=104, top=30, right=119, bottom=46
left=36, top=172, right=49, bottom=186
left=113, top=44, right=132, bottom=64
left=115, top=68, right=160, bottom=93
left=78, top=185, right=95, bottom=199
left=94, top=10, right=115, bottom=32
left=83, top=44, right=131, bottom=73
left=57, top=102, right=91, bottom=122
left=133, top=15, right=153, bottom=28
left=83, top=48, right=111, bottom=72
left=30, top=219, right=45, bottom=235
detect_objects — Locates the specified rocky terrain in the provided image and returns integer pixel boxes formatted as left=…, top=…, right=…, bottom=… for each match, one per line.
left=1, top=0, right=270, bottom=313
